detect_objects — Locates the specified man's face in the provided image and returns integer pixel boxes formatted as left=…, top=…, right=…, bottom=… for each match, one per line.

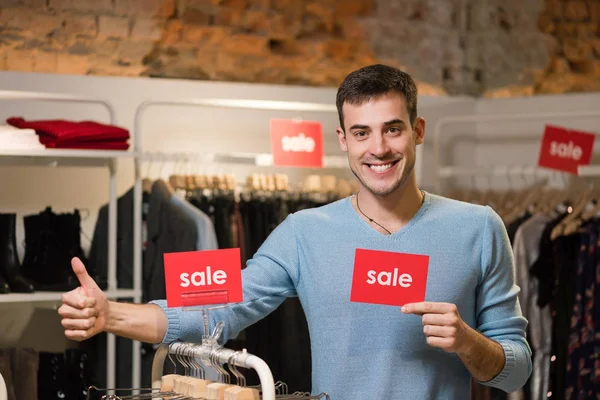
left=336, top=92, right=425, bottom=197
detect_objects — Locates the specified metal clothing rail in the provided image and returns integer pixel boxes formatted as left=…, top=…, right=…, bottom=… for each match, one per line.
left=0, top=90, right=129, bottom=392
left=432, top=110, right=600, bottom=193
left=138, top=150, right=348, bottom=168
left=151, top=342, right=276, bottom=400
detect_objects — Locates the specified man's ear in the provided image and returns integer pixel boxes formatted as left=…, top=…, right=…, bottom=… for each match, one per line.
left=413, top=117, right=426, bottom=145
left=336, top=127, right=348, bottom=152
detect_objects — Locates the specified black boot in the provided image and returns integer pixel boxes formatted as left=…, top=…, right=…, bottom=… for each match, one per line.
left=37, top=352, right=67, bottom=400
left=21, top=207, right=75, bottom=291
left=57, top=209, right=89, bottom=272
left=65, top=348, right=91, bottom=400
left=0, top=213, right=35, bottom=293
left=0, top=271, right=9, bottom=293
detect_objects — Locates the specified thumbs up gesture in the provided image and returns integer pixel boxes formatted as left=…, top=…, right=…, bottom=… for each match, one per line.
left=58, top=257, right=108, bottom=341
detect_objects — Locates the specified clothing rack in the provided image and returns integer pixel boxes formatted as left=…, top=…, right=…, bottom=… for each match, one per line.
left=432, top=110, right=600, bottom=193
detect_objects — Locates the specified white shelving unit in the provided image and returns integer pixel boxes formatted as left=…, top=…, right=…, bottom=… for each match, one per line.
left=0, top=90, right=142, bottom=392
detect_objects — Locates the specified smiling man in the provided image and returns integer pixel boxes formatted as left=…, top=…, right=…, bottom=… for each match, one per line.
left=58, top=64, right=531, bottom=399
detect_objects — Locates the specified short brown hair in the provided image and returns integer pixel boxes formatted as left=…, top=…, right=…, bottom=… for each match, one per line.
left=336, top=64, right=418, bottom=131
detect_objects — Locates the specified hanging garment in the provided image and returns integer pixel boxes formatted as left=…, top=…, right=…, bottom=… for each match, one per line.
left=511, top=214, right=553, bottom=400
left=141, top=180, right=217, bottom=388
left=6, top=117, right=129, bottom=150
left=564, top=221, right=600, bottom=399
left=543, top=232, right=580, bottom=400
left=170, top=194, right=218, bottom=252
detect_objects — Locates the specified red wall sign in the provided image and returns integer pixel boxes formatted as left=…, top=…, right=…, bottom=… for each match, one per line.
left=350, top=249, right=429, bottom=307
left=164, top=248, right=243, bottom=308
left=270, top=119, right=324, bottom=168
left=537, top=125, right=595, bottom=175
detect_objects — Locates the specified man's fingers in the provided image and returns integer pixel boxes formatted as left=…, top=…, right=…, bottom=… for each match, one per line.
left=61, top=317, right=97, bottom=331
left=422, top=313, right=459, bottom=326
left=64, top=328, right=95, bottom=342
left=425, top=336, right=454, bottom=349
left=71, top=257, right=99, bottom=292
left=58, top=304, right=98, bottom=319
left=61, top=290, right=96, bottom=309
left=423, top=325, right=457, bottom=338
left=402, top=302, right=457, bottom=315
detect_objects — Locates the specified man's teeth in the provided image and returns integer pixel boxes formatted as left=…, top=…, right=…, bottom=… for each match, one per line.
left=369, top=163, right=393, bottom=172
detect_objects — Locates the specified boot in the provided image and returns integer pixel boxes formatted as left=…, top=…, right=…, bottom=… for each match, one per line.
left=37, top=352, right=67, bottom=400
left=0, top=214, right=35, bottom=293
left=21, top=208, right=75, bottom=291
left=65, top=348, right=91, bottom=400
left=56, top=209, right=90, bottom=275
left=0, top=273, right=8, bottom=294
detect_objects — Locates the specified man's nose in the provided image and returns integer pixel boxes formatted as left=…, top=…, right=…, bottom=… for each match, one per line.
left=370, top=134, right=391, bottom=158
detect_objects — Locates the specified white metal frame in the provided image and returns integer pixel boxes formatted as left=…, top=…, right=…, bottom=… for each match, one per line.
left=432, top=110, right=600, bottom=192
left=0, top=90, right=141, bottom=393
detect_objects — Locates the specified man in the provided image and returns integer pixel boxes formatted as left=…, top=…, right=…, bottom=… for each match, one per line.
left=59, top=64, right=531, bottom=399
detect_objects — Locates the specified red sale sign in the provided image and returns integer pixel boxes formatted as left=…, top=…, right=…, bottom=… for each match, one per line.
left=164, top=248, right=243, bottom=308
left=350, top=249, right=429, bottom=307
left=270, top=119, right=324, bottom=168
left=537, top=125, right=595, bottom=175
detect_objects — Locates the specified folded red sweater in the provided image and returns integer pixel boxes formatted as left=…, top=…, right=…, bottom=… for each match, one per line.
left=39, top=136, right=130, bottom=150
left=7, top=117, right=130, bottom=144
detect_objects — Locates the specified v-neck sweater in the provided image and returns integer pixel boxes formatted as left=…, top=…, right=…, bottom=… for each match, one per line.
left=151, top=192, right=532, bottom=399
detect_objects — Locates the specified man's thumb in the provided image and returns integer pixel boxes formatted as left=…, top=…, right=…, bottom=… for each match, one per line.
left=71, top=257, right=98, bottom=291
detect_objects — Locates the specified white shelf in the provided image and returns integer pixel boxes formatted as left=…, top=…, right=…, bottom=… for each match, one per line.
left=0, top=148, right=138, bottom=167
left=0, top=289, right=140, bottom=304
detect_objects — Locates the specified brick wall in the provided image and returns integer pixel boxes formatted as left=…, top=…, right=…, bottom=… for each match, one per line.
left=0, top=0, right=598, bottom=96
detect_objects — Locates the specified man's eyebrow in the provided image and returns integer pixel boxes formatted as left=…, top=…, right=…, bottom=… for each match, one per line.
left=383, top=119, right=406, bottom=126
left=349, top=124, right=370, bottom=130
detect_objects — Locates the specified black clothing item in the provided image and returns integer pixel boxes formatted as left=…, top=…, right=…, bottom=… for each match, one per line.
left=547, top=233, right=580, bottom=400
left=21, top=207, right=85, bottom=291
left=0, top=213, right=35, bottom=292
left=564, top=222, right=600, bottom=399
left=529, top=214, right=565, bottom=308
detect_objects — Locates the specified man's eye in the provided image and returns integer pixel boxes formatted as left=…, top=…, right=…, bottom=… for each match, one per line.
left=388, top=127, right=401, bottom=134
left=354, top=131, right=366, bottom=137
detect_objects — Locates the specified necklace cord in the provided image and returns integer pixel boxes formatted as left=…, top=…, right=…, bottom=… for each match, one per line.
left=355, top=190, right=425, bottom=235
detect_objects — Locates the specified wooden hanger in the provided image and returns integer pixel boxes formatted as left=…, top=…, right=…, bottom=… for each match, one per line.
left=206, top=381, right=233, bottom=399
left=224, top=386, right=260, bottom=399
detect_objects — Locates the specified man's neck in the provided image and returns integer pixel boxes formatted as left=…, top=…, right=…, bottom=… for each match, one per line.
left=353, top=177, right=424, bottom=234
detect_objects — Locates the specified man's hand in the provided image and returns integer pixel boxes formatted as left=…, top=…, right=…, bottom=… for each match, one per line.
left=58, top=257, right=108, bottom=341
left=402, top=302, right=469, bottom=353
left=402, top=301, right=506, bottom=382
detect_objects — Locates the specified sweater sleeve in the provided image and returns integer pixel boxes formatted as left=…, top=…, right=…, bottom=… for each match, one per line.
left=150, top=214, right=299, bottom=345
left=475, top=206, right=532, bottom=393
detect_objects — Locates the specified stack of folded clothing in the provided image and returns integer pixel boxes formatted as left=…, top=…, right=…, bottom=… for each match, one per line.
left=6, top=117, right=130, bottom=150
left=0, top=125, right=46, bottom=150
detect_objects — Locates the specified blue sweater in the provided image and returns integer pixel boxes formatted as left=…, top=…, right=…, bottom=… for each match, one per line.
left=152, top=192, right=532, bottom=399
